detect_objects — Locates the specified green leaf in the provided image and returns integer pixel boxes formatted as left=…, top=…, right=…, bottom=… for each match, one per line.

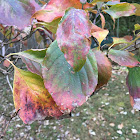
left=13, top=66, right=62, bottom=124
left=103, top=2, right=136, bottom=19
left=91, top=0, right=110, bottom=4
left=108, top=49, right=139, bottom=67
left=56, top=8, right=91, bottom=71
left=93, top=50, right=112, bottom=89
left=16, top=49, right=46, bottom=76
left=42, top=40, right=98, bottom=113
left=126, top=64, right=140, bottom=110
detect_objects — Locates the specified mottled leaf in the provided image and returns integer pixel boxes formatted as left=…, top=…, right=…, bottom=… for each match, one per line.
left=0, top=0, right=40, bottom=29
left=132, top=3, right=140, bottom=16
left=32, top=0, right=91, bottom=23
left=42, top=40, right=98, bottom=113
left=13, top=66, right=62, bottom=124
left=93, top=50, right=112, bottom=89
left=56, top=8, right=91, bottom=71
left=103, top=3, right=136, bottom=19
left=106, top=1, right=120, bottom=5
left=108, top=49, right=139, bottom=67
left=126, top=59, right=140, bottom=110
left=16, top=49, right=47, bottom=76
left=91, top=24, right=109, bottom=47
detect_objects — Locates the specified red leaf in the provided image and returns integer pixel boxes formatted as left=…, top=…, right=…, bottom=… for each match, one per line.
left=0, top=0, right=40, bottom=29
left=56, top=8, right=92, bottom=71
left=93, top=50, right=112, bottom=89
left=13, top=67, right=62, bottom=124
left=108, top=49, right=139, bottom=67
left=32, top=0, right=91, bottom=23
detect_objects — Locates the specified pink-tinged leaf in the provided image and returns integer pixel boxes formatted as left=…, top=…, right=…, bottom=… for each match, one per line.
left=91, top=24, right=109, bottom=47
left=126, top=63, right=140, bottom=110
left=93, top=50, right=112, bottom=89
left=103, top=3, right=136, bottom=19
left=108, top=49, right=139, bottom=68
left=0, top=0, right=40, bottom=29
left=13, top=66, right=62, bottom=124
left=132, top=3, right=140, bottom=16
left=111, top=36, right=132, bottom=47
left=16, top=49, right=47, bottom=76
left=56, top=8, right=92, bottom=71
left=42, top=41, right=98, bottom=113
left=32, top=0, right=91, bottom=23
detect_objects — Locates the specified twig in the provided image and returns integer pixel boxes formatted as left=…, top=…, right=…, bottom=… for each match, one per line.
left=6, top=75, right=13, bottom=93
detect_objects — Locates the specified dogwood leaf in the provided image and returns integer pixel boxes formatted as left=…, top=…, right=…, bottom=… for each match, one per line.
left=108, top=49, right=139, bottom=67
left=0, top=0, right=40, bottom=29
left=13, top=66, right=62, bottom=124
left=93, top=50, right=112, bottom=89
left=42, top=40, right=98, bottom=113
left=56, top=8, right=91, bottom=71
left=103, top=3, right=136, bottom=19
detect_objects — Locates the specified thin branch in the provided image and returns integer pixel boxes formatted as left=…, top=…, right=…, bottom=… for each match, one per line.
left=6, top=75, right=13, bottom=93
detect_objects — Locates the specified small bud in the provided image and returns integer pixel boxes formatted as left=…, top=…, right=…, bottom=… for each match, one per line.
left=80, top=0, right=87, bottom=4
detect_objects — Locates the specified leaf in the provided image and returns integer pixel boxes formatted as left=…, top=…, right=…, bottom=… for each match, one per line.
left=35, top=18, right=61, bottom=34
left=134, top=24, right=140, bottom=32
left=56, top=8, right=91, bottom=71
left=32, top=0, right=91, bottom=23
left=42, top=40, right=98, bottom=113
left=103, top=3, right=136, bottom=19
left=126, top=64, right=140, bottom=110
left=0, top=0, right=40, bottom=29
left=108, top=49, right=139, bottom=67
left=90, top=10, right=105, bottom=29
left=111, top=36, right=132, bottom=47
left=132, top=3, right=140, bottom=16
left=91, top=24, right=109, bottom=47
left=91, top=0, right=110, bottom=4
left=16, top=49, right=47, bottom=76
left=93, top=50, right=112, bottom=89
left=13, top=66, right=62, bottom=124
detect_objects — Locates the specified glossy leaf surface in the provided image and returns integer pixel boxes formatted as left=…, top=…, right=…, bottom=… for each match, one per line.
left=16, top=49, right=46, bottom=76
left=103, top=3, right=136, bottom=19
left=0, top=0, right=40, bottom=29
left=91, top=24, right=109, bottom=47
left=13, top=66, right=62, bottom=124
left=32, top=0, right=91, bottom=23
left=126, top=59, right=140, bottom=110
left=56, top=8, right=91, bottom=71
left=108, top=49, right=139, bottom=67
left=93, top=50, right=112, bottom=89
left=42, top=40, right=98, bottom=113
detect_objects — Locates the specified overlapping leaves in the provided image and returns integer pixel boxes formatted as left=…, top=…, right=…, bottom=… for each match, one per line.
left=13, top=40, right=98, bottom=122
